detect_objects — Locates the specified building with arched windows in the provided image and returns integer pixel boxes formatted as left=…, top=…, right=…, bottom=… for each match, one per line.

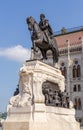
left=55, top=26, right=83, bottom=127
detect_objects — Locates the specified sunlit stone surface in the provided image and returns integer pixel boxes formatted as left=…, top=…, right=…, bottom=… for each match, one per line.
left=3, top=60, right=80, bottom=130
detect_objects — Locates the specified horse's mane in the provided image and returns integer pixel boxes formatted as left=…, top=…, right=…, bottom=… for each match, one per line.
left=26, top=16, right=37, bottom=24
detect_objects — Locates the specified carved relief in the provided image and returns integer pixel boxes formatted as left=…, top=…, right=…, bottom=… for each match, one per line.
left=42, top=81, right=71, bottom=108
left=7, top=73, right=33, bottom=111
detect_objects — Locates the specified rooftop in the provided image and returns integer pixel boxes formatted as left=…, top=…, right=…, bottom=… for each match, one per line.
left=54, top=26, right=83, bottom=37
left=54, top=26, right=83, bottom=48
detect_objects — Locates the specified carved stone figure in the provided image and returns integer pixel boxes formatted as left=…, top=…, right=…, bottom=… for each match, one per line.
left=48, top=88, right=53, bottom=104
left=7, top=74, right=33, bottom=111
left=62, top=96, right=67, bottom=108
left=42, top=82, right=71, bottom=108
left=53, top=91, right=61, bottom=106
left=7, top=94, right=20, bottom=112
left=42, top=86, right=49, bottom=104
left=26, top=15, right=59, bottom=64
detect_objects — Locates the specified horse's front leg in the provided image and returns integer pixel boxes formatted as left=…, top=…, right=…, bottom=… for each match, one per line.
left=41, top=49, right=47, bottom=60
left=31, top=35, right=38, bottom=51
left=34, top=32, right=43, bottom=45
left=31, top=40, right=38, bottom=52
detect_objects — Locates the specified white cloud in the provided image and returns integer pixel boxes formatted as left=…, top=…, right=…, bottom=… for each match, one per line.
left=0, top=45, right=31, bottom=62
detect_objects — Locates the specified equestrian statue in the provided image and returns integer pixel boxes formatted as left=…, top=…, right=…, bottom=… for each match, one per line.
left=26, top=14, right=59, bottom=64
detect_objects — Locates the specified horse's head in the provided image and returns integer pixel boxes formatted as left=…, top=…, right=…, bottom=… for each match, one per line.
left=26, top=16, right=36, bottom=31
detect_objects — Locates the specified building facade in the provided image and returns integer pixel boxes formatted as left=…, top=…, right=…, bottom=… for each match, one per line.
left=55, top=26, right=83, bottom=127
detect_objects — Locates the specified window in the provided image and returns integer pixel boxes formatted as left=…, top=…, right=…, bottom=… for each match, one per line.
left=73, top=85, right=76, bottom=92
left=78, top=98, right=81, bottom=110
left=72, top=60, right=81, bottom=79
left=73, top=84, right=81, bottom=92
left=74, top=98, right=77, bottom=109
left=60, top=62, right=67, bottom=78
left=74, top=97, right=81, bottom=110
left=77, top=65, right=81, bottom=77
left=73, top=65, right=77, bottom=78
left=78, top=85, right=81, bottom=91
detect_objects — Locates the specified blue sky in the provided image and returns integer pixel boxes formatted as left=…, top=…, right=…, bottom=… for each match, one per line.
left=0, top=0, right=83, bottom=112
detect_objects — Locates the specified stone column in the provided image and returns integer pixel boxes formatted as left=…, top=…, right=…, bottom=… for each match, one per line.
left=33, top=75, right=45, bottom=104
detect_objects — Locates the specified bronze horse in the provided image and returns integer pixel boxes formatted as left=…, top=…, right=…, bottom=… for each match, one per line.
left=26, top=16, right=59, bottom=64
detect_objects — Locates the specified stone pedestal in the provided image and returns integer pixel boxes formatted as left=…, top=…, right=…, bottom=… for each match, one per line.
left=4, top=106, right=80, bottom=130
left=3, top=60, right=80, bottom=130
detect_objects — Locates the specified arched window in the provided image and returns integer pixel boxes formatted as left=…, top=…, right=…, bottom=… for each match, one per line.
left=60, top=62, right=67, bottom=78
left=73, top=84, right=81, bottom=92
left=72, top=60, right=81, bottom=79
left=77, top=65, right=81, bottom=77
left=74, top=98, right=77, bottom=109
left=78, top=98, right=81, bottom=110
left=78, top=84, right=81, bottom=91
left=60, top=67, right=65, bottom=76
left=74, top=97, right=81, bottom=110
left=73, top=65, right=77, bottom=78
left=73, top=85, right=77, bottom=92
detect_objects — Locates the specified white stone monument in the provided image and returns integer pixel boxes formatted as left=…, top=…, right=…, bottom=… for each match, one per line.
left=3, top=60, right=80, bottom=130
